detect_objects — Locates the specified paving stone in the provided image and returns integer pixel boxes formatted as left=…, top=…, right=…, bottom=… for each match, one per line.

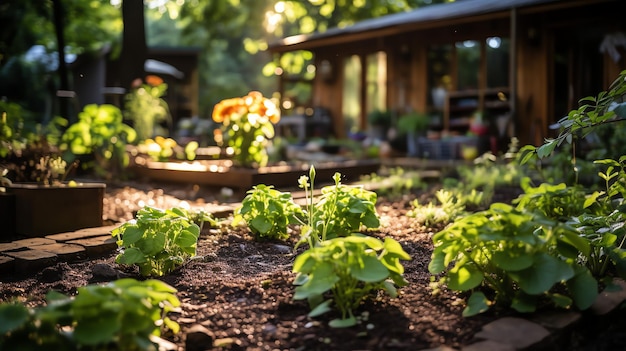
left=12, top=237, right=56, bottom=247
left=462, top=339, right=516, bottom=351
left=31, top=243, right=86, bottom=261
left=590, top=279, right=626, bottom=315
left=473, top=317, right=550, bottom=350
left=0, top=242, right=24, bottom=252
left=4, top=249, right=57, bottom=273
left=531, top=310, right=581, bottom=330
left=45, top=225, right=117, bottom=242
left=420, top=346, right=458, bottom=351
left=0, top=255, right=15, bottom=273
left=67, top=235, right=117, bottom=257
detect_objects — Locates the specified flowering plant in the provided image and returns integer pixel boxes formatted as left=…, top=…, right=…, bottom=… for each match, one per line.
left=212, top=91, right=280, bottom=168
left=124, top=75, right=171, bottom=142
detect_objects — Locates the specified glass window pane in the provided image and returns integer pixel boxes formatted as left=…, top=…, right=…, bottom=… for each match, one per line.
left=342, top=55, right=362, bottom=133
left=456, top=40, right=480, bottom=90
left=428, top=44, right=452, bottom=108
left=365, top=51, right=387, bottom=115
left=486, top=37, right=510, bottom=88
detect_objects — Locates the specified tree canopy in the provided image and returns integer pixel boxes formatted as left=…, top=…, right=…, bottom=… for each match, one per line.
left=0, top=0, right=448, bottom=120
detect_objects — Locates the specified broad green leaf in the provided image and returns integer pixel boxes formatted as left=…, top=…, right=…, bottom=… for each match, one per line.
left=558, top=230, right=590, bottom=257
left=120, top=225, right=143, bottom=245
left=250, top=215, right=273, bottom=234
left=292, top=251, right=314, bottom=273
left=462, top=291, right=490, bottom=317
left=329, top=315, right=357, bottom=328
left=383, top=238, right=411, bottom=260
left=510, top=253, right=574, bottom=295
left=566, top=269, right=598, bottom=310
left=73, top=312, right=120, bottom=345
left=307, top=299, right=333, bottom=317
left=293, top=262, right=339, bottom=299
left=175, top=230, right=199, bottom=248
left=536, top=140, right=557, bottom=158
left=511, top=293, right=537, bottom=313
left=447, top=264, right=484, bottom=291
left=428, top=249, right=446, bottom=274
left=492, top=250, right=534, bottom=271
left=351, top=255, right=389, bottom=282
left=117, top=247, right=146, bottom=265
left=0, top=304, right=30, bottom=334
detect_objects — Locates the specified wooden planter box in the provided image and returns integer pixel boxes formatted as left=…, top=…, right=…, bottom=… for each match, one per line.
left=7, top=183, right=105, bottom=237
left=0, top=192, right=16, bottom=241
left=131, top=159, right=381, bottom=191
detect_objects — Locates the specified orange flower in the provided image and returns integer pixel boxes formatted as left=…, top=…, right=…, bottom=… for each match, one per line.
left=212, top=92, right=280, bottom=124
left=145, top=75, right=164, bottom=87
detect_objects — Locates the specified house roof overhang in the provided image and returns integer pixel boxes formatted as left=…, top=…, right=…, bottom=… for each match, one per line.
left=267, top=0, right=605, bottom=53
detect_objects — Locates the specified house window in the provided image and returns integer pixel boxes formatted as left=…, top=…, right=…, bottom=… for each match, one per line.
left=342, top=55, right=362, bottom=133
left=428, top=44, right=452, bottom=108
left=365, top=51, right=387, bottom=115
left=456, top=40, right=480, bottom=90
left=486, top=37, right=510, bottom=88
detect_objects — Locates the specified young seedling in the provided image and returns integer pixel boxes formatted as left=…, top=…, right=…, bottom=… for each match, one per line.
left=112, top=206, right=214, bottom=277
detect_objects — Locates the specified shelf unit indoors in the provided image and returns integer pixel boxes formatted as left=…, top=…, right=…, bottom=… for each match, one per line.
left=442, top=87, right=510, bottom=133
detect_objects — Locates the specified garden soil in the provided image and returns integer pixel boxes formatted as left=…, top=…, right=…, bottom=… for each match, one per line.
left=1, top=179, right=624, bottom=350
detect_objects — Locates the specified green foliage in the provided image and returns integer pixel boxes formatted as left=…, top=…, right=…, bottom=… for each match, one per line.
left=358, top=167, right=426, bottom=199
left=112, top=206, right=214, bottom=277
left=123, top=76, right=172, bottom=142
left=293, top=235, right=410, bottom=327
left=233, top=184, right=304, bottom=241
left=407, top=189, right=467, bottom=226
left=514, top=178, right=589, bottom=220
left=0, top=278, right=179, bottom=351
left=61, top=104, right=136, bottom=179
left=397, top=112, right=430, bottom=134
left=297, top=169, right=380, bottom=248
left=430, top=203, right=598, bottom=316
left=0, top=101, right=72, bottom=184
left=521, top=70, right=626, bottom=163
left=367, top=109, right=392, bottom=128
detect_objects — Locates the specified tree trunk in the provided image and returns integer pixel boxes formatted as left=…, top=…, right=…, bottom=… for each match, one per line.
left=117, top=0, right=147, bottom=90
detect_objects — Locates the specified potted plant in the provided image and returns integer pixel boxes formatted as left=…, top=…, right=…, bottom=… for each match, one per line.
left=1, top=102, right=107, bottom=238
left=367, top=109, right=392, bottom=141
left=397, top=112, right=431, bottom=157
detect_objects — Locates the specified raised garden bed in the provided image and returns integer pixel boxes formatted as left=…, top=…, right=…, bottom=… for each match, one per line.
left=130, top=158, right=381, bottom=190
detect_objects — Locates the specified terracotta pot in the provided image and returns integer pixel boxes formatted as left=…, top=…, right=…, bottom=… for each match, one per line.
left=7, top=182, right=105, bottom=237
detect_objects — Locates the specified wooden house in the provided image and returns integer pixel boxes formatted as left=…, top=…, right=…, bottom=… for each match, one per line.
left=268, top=0, right=626, bottom=156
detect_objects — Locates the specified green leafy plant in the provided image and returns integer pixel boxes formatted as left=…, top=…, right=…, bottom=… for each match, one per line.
left=513, top=177, right=589, bottom=220
left=124, top=75, right=171, bottom=142
left=112, top=206, right=214, bottom=277
left=136, top=136, right=198, bottom=162
left=397, top=111, right=430, bottom=134
left=293, top=235, right=410, bottom=327
left=232, top=184, right=304, bottom=241
left=520, top=70, right=626, bottom=162
left=297, top=168, right=380, bottom=249
left=429, top=202, right=598, bottom=317
left=407, top=189, right=467, bottom=226
left=358, top=167, right=426, bottom=199
left=61, top=104, right=137, bottom=179
left=0, top=278, right=180, bottom=350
